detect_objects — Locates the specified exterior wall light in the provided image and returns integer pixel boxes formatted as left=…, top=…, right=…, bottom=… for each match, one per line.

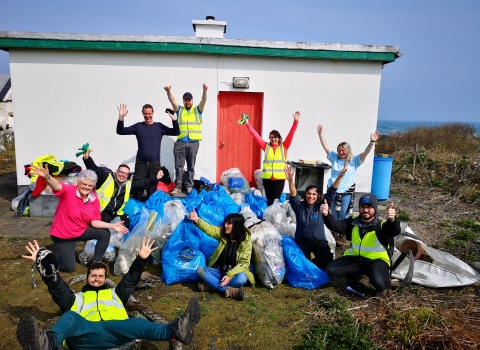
left=232, top=77, right=249, bottom=89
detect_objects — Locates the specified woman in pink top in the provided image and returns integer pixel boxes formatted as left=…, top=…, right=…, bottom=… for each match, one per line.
left=243, top=112, right=300, bottom=206
left=32, top=165, right=128, bottom=272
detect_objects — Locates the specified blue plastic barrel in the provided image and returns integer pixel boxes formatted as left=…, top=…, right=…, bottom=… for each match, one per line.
left=371, top=156, right=393, bottom=201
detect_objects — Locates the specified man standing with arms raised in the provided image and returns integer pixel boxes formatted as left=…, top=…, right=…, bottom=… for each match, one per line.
left=117, top=104, right=179, bottom=201
left=164, top=84, right=207, bottom=195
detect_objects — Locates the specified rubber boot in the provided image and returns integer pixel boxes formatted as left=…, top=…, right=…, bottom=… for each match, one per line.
left=171, top=298, right=201, bottom=345
left=225, top=286, right=244, bottom=301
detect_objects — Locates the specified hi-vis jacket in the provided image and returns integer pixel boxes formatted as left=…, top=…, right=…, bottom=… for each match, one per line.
left=262, top=144, right=287, bottom=180
left=177, top=106, right=202, bottom=141
left=71, top=289, right=129, bottom=321
left=96, top=174, right=131, bottom=215
left=323, top=213, right=401, bottom=265
left=343, top=221, right=390, bottom=266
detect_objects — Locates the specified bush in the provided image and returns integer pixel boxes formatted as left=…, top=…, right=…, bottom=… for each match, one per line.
left=299, top=295, right=376, bottom=350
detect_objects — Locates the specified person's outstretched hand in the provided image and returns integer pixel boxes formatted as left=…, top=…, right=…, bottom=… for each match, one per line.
left=316, top=124, right=323, bottom=135
left=284, top=165, right=294, bottom=182
left=202, top=83, right=208, bottom=91
left=136, top=237, right=159, bottom=260
left=111, top=221, right=129, bottom=234
left=293, top=111, right=301, bottom=121
left=164, top=86, right=172, bottom=92
left=189, top=209, right=199, bottom=224
left=370, top=130, right=381, bottom=143
left=22, top=240, right=41, bottom=261
left=118, top=104, right=128, bottom=121
left=320, top=199, right=329, bottom=216
left=387, top=202, right=396, bottom=222
left=31, top=164, right=49, bottom=179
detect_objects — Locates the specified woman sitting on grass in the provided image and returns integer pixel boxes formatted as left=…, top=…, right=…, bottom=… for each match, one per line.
left=189, top=210, right=254, bottom=301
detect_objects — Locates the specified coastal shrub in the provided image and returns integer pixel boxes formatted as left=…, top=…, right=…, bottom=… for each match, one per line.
left=455, top=230, right=476, bottom=241
left=454, top=219, right=480, bottom=232
left=299, top=295, right=376, bottom=350
left=376, top=122, right=479, bottom=156
left=397, top=210, right=411, bottom=222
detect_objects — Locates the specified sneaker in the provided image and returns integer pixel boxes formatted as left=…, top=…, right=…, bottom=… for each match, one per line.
left=186, top=187, right=193, bottom=194
left=225, top=286, right=245, bottom=301
left=198, top=282, right=213, bottom=292
left=171, top=298, right=201, bottom=345
left=36, top=248, right=59, bottom=281
left=17, top=314, right=54, bottom=350
left=170, top=187, right=182, bottom=195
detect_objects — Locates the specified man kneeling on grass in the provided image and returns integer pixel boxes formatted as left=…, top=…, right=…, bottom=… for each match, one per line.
left=17, top=237, right=201, bottom=350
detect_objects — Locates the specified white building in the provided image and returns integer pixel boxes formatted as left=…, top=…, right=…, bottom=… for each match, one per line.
left=0, top=17, right=400, bottom=196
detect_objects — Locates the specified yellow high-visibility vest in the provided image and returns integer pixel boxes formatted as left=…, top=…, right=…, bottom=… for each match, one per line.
left=177, top=106, right=202, bottom=141
left=343, top=221, right=390, bottom=266
left=96, top=173, right=131, bottom=215
left=262, top=144, right=287, bottom=180
left=71, top=289, right=129, bottom=322
left=30, top=154, right=64, bottom=183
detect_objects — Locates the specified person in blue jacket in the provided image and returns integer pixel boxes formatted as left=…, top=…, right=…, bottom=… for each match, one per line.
left=285, top=163, right=347, bottom=270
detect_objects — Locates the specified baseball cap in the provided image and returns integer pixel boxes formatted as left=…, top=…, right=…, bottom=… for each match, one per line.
left=183, top=92, right=193, bottom=100
left=359, top=193, right=378, bottom=212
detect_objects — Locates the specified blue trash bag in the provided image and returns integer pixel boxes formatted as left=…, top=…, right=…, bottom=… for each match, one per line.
left=279, top=193, right=286, bottom=203
left=197, top=201, right=225, bottom=226
left=244, top=193, right=267, bottom=219
left=181, top=188, right=204, bottom=213
left=161, top=218, right=218, bottom=285
left=145, top=190, right=172, bottom=217
left=122, top=198, right=145, bottom=231
left=215, top=185, right=240, bottom=215
left=281, top=235, right=330, bottom=289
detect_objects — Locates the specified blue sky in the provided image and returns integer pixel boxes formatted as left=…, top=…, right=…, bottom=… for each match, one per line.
left=0, top=0, right=479, bottom=122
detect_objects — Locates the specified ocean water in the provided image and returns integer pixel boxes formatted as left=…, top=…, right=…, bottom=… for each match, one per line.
left=377, top=120, right=480, bottom=136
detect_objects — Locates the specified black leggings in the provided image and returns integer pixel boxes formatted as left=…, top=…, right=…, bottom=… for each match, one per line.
left=51, top=226, right=110, bottom=272
left=262, top=179, right=285, bottom=206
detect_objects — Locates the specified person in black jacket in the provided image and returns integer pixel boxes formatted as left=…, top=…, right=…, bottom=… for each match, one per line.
left=83, top=150, right=165, bottom=227
left=320, top=193, right=400, bottom=295
left=16, top=238, right=201, bottom=349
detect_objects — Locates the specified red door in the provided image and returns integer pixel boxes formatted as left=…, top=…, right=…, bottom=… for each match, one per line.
left=217, top=92, right=263, bottom=186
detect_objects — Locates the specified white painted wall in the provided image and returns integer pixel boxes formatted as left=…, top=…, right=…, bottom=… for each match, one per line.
left=10, top=49, right=382, bottom=192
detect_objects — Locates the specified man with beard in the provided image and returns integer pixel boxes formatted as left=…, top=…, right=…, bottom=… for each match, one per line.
left=320, top=193, right=400, bottom=295
left=16, top=237, right=201, bottom=349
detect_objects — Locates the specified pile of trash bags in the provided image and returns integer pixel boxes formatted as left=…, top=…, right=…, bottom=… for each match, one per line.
left=84, top=168, right=332, bottom=290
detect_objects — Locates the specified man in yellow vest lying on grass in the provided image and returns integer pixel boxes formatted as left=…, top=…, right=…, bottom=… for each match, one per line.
left=83, top=149, right=165, bottom=227
left=320, top=193, right=400, bottom=297
left=164, top=84, right=208, bottom=195
left=17, top=237, right=201, bottom=350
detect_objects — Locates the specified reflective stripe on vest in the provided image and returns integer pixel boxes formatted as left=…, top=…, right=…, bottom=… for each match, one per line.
left=71, top=289, right=129, bottom=322
left=96, top=174, right=131, bottom=215
left=343, top=221, right=390, bottom=266
left=177, top=106, right=202, bottom=141
left=262, top=144, right=287, bottom=180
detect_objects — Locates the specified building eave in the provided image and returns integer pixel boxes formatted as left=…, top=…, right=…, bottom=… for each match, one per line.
left=0, top=31, right=401, bottom=63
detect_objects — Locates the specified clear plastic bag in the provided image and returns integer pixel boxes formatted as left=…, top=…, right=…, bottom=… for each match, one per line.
left=103, top=245, right=117, bottom=263
left=220, top=168, right=250, bottom=194
left=264, top=199, right=296, bottom=237
left=114, top=208, right=159, bottom=276
left=241, top=206, right=286, bottom=289
left=109, top=216, right=127, bottom=248
left=230, top=192, right=245, bottom=205
left=254, top=169, right=265, bottom=197
left=79, top=239, right=97, bottom=266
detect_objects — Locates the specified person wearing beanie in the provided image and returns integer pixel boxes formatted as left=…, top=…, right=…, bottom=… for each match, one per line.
left=320, top=193, right=400, bottom=296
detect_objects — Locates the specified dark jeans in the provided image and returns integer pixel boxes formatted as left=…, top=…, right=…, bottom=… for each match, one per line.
left=133, top=161, right=161, bottom=201
left=174, top=141, right=199, bottom=189
left=325, top=255, right=391, bottom=291
left=295, top=239, right=333, bottom=270
left=262, top=179, right=285, bottom=206
left=50, top=311, right=172, bottom=350
left=51, top=226, right=110, bottom=272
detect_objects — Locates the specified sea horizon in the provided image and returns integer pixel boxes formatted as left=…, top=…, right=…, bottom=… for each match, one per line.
left=377, top=119, right=480, bottom=136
